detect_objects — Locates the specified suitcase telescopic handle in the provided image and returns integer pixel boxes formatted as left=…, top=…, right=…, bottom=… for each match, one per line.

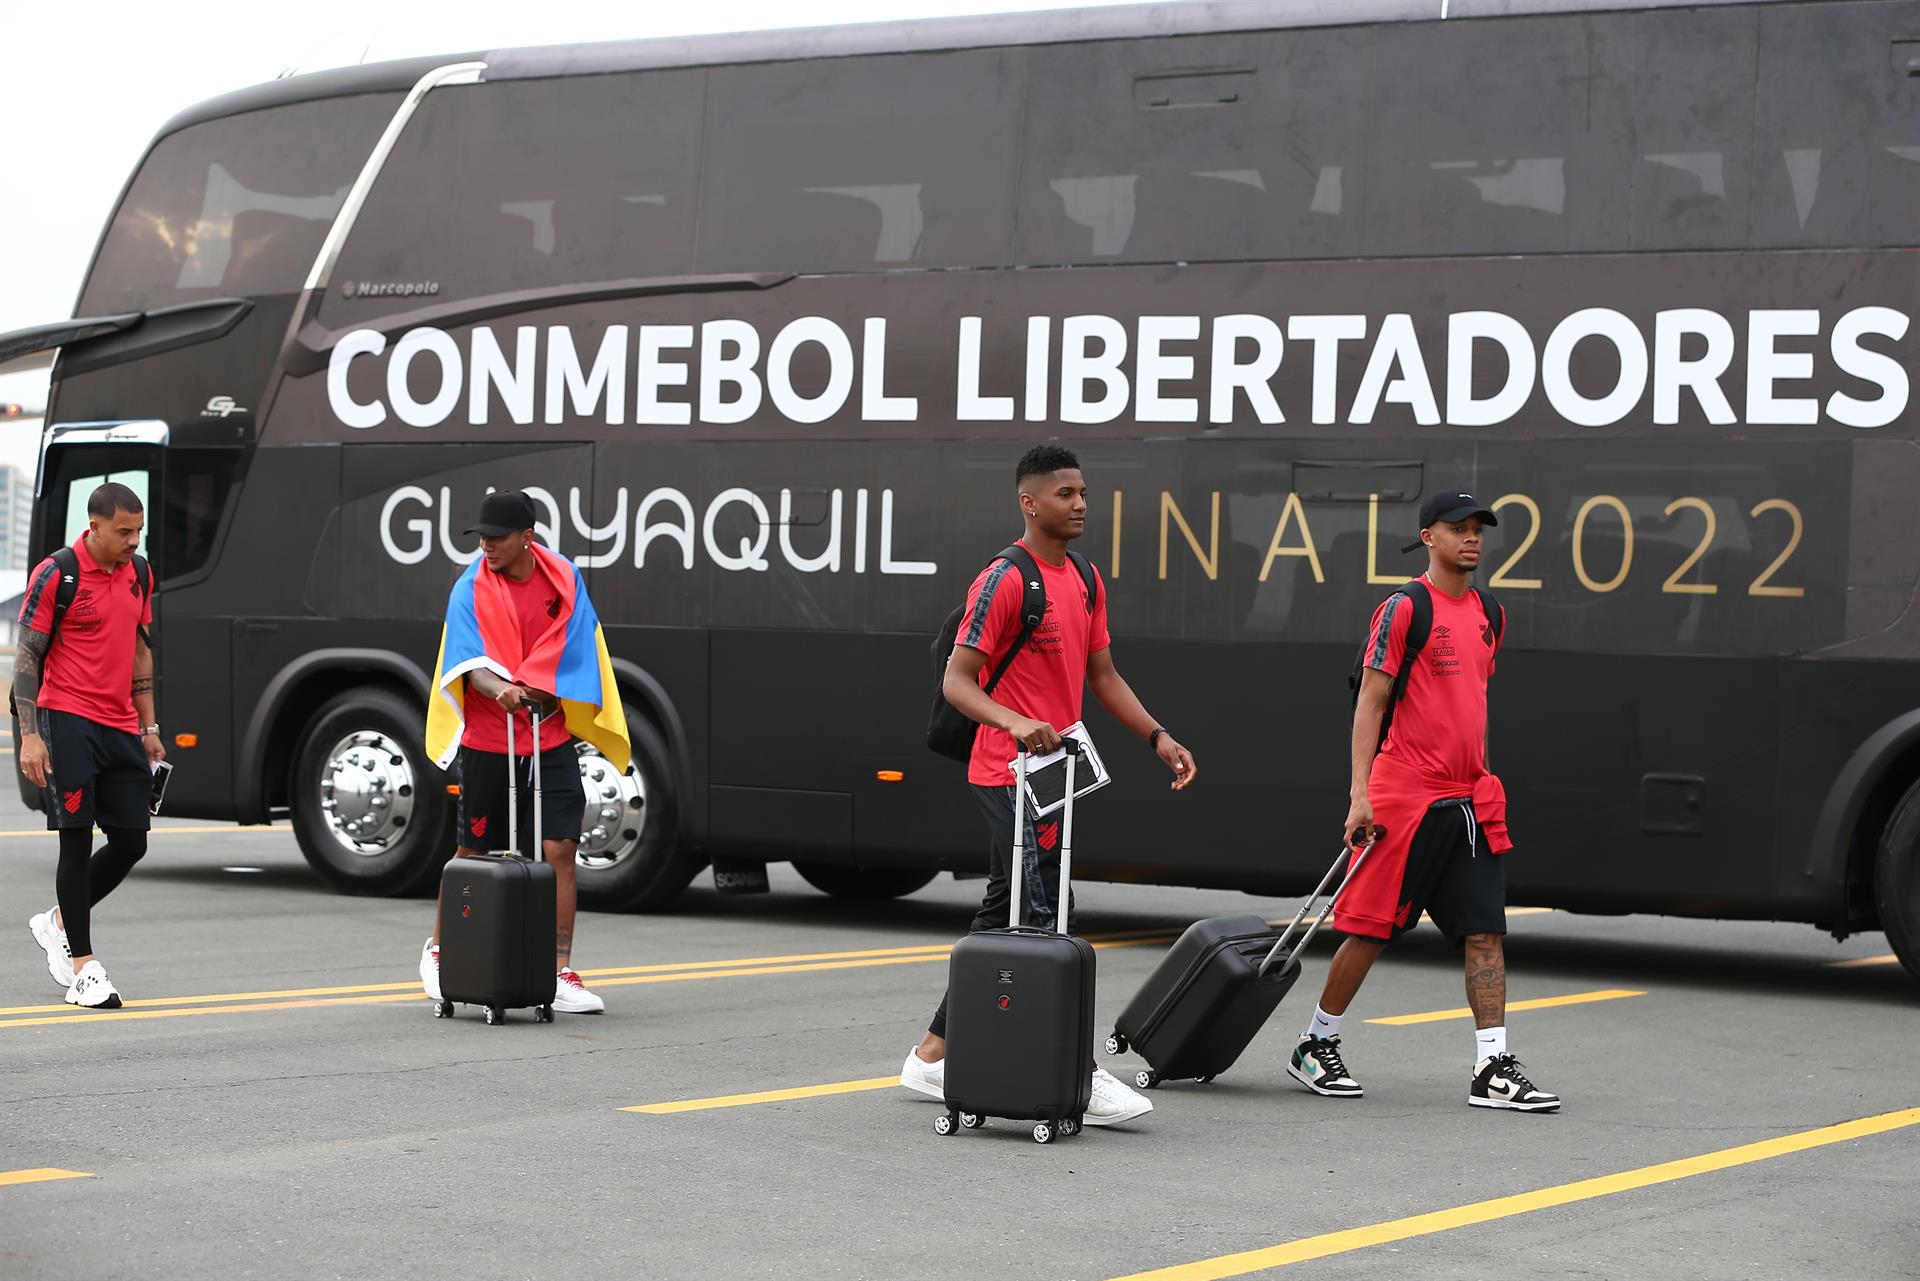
left=1256, top=828, right=1386, bottom=977
left=503, top=705, right=546, bottom=863
left=1009, top=739, right=1082, bottom=935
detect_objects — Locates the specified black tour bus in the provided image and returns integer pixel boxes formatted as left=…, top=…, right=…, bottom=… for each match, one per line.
left=5, top=0, right=1920, bottom=980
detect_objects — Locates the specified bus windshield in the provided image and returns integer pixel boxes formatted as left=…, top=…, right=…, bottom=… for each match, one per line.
left=78, top=93, right=398, bottom=315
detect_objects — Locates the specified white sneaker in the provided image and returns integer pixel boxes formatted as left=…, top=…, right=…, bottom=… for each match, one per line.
left=65, top=960, right=122, bottom=1010
left=420, top=938, right=441, bottom=1001
left=1084, top=1067, right=1152, bottom=1127
left=28, top=907, right=74, bottom=988
left=553, top=968, right=605, bottom=1014
left=899, top=1047, right=945, bottom=1100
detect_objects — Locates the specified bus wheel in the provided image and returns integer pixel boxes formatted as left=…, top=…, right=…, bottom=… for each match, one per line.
left=1875, top=777, right=1920, bottom=983
left=574, top=708, right=697, bottom=912
left=792, top=863, right=939, bottom=900
left=291, top=686, right=451, bottom=896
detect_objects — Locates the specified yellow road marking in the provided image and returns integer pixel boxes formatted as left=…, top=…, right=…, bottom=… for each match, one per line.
left=625, top=1076, right=900, bottom=1114
left=1105, top=1105, right=1920, bottom=1281
left=0, top=824, right=272, bottom=838
left=0, top=932, right=1177, bottom=1028
left=0, top=992, right=423, bottom=1029
left=0, top=1168, right=92, bottom=1188
left=1366, top=988, right=1644, bottom=1026
left=1826, top=954, right=1899, bottom=969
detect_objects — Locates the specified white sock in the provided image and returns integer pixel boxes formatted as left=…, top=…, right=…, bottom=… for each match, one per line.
left=1476, top=1025, right=1507, bottom=1062
left=1306, top=1005, right=1342, bottom=1040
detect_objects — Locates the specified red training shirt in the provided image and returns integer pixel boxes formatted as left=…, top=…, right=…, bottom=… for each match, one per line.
left=1362, top=574, right=1503, bottom=787
left=461, top=569, right=573, bottom=754
left=955, top=542, right=1111, bottom=787
left=19, top=532, right=155, bottom=734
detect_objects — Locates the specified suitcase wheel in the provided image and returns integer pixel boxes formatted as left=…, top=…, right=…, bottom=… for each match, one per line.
left=535, top=1004, right=555, bottom=1024
left=432, top=1000, right=455, bottom=1019
left=1059, top=1117, right=1081, bottom=1138
left=1199, top=1074, right=1217, bottom=1085
left=1031, top=1122, right=1055, bottom=1144
left=1104, top=1033, right=1127, bottom=1057
left=1135, top=1069, right=1159, bottom=1090
left=959, top=1112, right=984, bottom=1130
left=485, top=1006, right=505, bottom=1026
left=934, top=1112, right=957, bottom=1137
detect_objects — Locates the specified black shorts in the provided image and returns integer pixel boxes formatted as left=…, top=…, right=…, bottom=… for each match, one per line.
left=38, top=707, right=151, bottom=832
left=455, top=744, right=586, bottom=853
left=1386, top=799, right=1507, bottom=944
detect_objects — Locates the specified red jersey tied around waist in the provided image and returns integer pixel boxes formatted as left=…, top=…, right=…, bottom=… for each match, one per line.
left=1337, top=579, right=1514, bottom=939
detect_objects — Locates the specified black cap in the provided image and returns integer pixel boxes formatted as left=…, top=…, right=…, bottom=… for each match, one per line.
left=1402, top=489, right=1497, bottom=553
left=463, top=490, right=539, bottom=537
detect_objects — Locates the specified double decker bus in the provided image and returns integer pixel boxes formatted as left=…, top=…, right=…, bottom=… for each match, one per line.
left=5, top=0, right=1919, bottom=978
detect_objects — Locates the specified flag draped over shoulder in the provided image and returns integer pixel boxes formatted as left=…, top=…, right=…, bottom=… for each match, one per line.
left=425, top=544, right=630, bottom=772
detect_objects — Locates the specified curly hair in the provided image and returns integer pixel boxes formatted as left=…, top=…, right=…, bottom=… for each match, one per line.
left=1015, top=444, right=1080, bottom=486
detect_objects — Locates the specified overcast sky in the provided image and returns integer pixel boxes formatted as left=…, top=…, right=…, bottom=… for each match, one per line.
left=0, top=0, right=1144, bottom=475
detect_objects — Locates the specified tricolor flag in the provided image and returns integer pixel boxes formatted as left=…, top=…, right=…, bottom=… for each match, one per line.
left=425, top=544, right=630, bottom=772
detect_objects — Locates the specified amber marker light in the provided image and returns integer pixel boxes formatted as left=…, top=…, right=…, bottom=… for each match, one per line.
left=447, top=784, right=462, bottom=795
left=875, top=770, right=905, bottom=783
left=174, top=733, right=198, bottom=748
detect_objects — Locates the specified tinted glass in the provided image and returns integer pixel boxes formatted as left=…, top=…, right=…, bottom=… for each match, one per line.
left=1752, top=2, right=1920, bottom=248
left=158, top=449, right=240, bottom=578
left=81, top=95, right=399, bottom=314
left=698, top=50, right=1020, bottom=273
left=1591, top=8, right=1758, bottom=252
left=324, top=72, right=702, bottom=321
left=1015, top=32, right=1368, bottom=265
left=1366, top=18, right=1612, bottom=256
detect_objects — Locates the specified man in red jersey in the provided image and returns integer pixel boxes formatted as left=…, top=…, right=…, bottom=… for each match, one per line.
left=18, top=483, right=162, bottom=1010
left=1287, top=489, right=1559, bottom=1112
left=418, top=490, right=603, bottom=1015
left=898, top=444, right=1198, bottom=1127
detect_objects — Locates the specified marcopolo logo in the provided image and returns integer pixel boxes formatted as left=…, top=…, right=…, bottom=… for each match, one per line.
left=324, top=304, right=1912, bottom=434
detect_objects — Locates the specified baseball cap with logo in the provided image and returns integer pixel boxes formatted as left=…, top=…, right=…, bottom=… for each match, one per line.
left=1402, top=489, right=1497, bottom=553
left=463, top=490, right=539, bottom=537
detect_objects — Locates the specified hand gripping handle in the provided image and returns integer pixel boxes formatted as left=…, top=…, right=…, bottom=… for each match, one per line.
left=1257, top=827, right=1387, bottom=977
left=1009, top=739, right=1082, bottom=934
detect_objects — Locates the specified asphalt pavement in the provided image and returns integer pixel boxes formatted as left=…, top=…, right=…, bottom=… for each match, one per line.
left=0, top=759, right=1914, bottom=1281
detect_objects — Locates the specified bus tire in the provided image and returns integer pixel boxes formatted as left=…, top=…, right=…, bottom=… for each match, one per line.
left=793, top=863, right=939, bottom=900
left=575, top=706, right=698, bottom=912
left=1874, top=777, right=1920, bottom=983
left=291, top=686, right=452, bottom=897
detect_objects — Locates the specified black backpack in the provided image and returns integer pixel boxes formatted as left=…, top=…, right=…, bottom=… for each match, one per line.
left=927, top=543, right=1098, bottom=762
left=1348, top=578, right=1502, bottom=753
left=9, top=545, right=152, bottom=730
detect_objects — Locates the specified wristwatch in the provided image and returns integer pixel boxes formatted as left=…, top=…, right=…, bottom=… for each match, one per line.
left=142, top=724, right=160, bottom=735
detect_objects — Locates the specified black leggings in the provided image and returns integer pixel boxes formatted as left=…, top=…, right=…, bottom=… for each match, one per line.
left=56, top=826, right=147, bottom=957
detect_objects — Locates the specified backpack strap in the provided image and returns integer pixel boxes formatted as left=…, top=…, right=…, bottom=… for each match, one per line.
left=132, top=553, right=150, bottom=600
left=45, top=546, right=81, bottom=641
left=1469, top=585, right=1503, bottom=647
left=1064, top=548, right=1099, bottom=614
left=1379, top=578, right=1432, bottom=745
left=980, top=544, right=1047, bottom=696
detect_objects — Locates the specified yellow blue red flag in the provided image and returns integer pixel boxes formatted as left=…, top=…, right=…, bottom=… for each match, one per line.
left=425, top=544, right=630, bottom=772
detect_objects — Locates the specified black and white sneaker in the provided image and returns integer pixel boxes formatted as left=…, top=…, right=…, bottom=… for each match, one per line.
left=65, top=960, right=122, bottom=1010
left=1469, top=1053, right=1560, bottom=1112
left=1287, top=1034, right=1364, bottom=1098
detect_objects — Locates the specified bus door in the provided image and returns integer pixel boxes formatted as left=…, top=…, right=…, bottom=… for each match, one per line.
left=23, top=422, right=239, bottom=818
left=18, top=424, right=164, bottom=808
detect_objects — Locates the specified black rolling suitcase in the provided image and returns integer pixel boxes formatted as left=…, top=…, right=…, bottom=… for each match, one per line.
left=938, top=742, right=1096, bottom=1145
left=433, top=709, right=557, bottom=1027
left=1107, top=834, right=1379, bottom=1089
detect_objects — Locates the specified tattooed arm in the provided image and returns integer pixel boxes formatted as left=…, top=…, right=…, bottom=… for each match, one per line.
left=14, top=628, right=52, bottom=787
left=134, top=629, right=164, bottom=765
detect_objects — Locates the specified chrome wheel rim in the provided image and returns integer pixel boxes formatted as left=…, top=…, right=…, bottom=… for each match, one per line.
left=318, top=730, right=416, bottom=857
left=574, top=742, right=646, bottom=870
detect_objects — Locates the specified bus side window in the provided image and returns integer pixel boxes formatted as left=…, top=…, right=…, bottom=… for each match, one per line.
left=157, top=449, right=241, bottom=580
